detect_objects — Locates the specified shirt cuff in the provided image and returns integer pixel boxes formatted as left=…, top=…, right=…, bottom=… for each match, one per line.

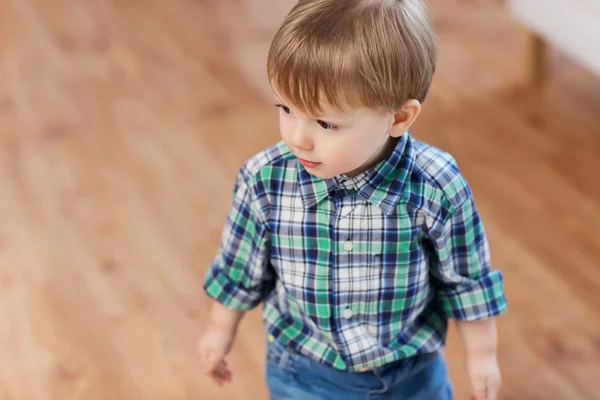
left=203, top=266, right=263, bottom=311
left=437, top=270, right=507, bottom=321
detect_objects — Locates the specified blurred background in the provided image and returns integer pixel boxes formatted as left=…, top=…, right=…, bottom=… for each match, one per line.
left=0, top=0, right=599, bottom=399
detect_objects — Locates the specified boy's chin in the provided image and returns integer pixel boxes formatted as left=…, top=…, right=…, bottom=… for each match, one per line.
left=307, top=166, right=363, bottom=180
left=303, top=163, right=363, bottom=180
left=305, top=169, right=334, bottom=180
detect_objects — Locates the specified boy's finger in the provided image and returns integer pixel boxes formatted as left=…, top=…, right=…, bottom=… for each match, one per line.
left=215, top=362, right=232, bottom=378
left=203, top=350, right=220, bottom=373
left=211, top=372, right=225, bottom=387
left=211, top=366, right=232, bottom=385
left=471, top=377, right=487, bottom=400
left=487, top=378, right=499, bottom=400
left=485, top=376, right=500, bottom=400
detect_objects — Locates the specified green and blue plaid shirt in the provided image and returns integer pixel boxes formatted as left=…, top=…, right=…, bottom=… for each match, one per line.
left=204, top=132, right=507, bottom=372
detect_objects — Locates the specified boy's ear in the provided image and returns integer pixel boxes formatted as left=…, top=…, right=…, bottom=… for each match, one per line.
left=388, top=99, right=422, bottom=138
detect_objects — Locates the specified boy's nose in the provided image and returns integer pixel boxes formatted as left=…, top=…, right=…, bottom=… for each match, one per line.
left=291, top=125, right=313, bottom=151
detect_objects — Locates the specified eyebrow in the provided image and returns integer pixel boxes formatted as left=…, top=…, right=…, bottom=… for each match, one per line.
left=273, top=95, right=350, bottom=122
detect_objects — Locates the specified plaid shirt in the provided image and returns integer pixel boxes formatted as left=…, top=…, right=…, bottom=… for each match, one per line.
left=204, top=132, right=507, bottom=372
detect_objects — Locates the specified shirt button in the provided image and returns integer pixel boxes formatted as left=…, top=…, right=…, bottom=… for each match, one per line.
left=344, top=241, right=354, bottom=251
left=342, top=308, right=354, bottom=319
left=267, top=334, right=274, bottom=343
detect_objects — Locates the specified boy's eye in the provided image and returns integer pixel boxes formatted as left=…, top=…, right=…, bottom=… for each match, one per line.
left=317, top=120, right=337, bottom=130
left=275, top=104, right=292, bottom=114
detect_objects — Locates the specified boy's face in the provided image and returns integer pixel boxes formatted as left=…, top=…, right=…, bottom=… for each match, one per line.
left=275, top=96, right=398, bottom=179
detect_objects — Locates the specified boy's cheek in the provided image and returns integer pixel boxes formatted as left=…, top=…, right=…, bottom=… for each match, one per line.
left=278, top=117, right=294, bottom=138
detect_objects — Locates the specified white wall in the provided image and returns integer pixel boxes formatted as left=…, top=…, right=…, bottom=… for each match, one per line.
left=509, top=0, right=600, bottom=76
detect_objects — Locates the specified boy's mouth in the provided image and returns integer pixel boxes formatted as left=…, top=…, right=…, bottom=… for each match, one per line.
left=297, top=157, right=321, bottom=168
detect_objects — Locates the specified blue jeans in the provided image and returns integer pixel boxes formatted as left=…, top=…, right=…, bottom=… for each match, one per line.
left=265, top=339, right=453, bottom=400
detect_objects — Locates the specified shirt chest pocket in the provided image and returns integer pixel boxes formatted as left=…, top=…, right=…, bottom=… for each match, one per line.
left=344, top=220, right=427, bottom=313
left=366, top=245, right=423, bottom=292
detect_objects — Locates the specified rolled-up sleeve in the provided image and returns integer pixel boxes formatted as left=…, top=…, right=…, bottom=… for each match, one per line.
left=203, top=170, right=274, bottom=311
left=429, top=193, right=507, bottom=321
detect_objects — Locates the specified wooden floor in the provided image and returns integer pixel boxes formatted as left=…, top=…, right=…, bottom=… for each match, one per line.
left=1, top=0, right=599, bottom=399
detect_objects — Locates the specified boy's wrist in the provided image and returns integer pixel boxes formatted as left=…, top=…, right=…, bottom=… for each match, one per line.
left=207, top=300, right=245, bottom=334
left=464, top=345, right=498, bottom=359
left=455, top=318, right=499, bottom=358
left=207, top=318, right=239, bottom=335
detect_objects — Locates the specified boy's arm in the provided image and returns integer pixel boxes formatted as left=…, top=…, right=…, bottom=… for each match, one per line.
left=455, top=318, right=501, bottom=400
left=199, top=168, right=274, bottom=384
left=203, top=168, right=274, bottom=312
left=198, top=301, right=245, bottom=385
left=427, top=171, right=506, bottom=400
left=208, top=300, right=246, bottom=333
left=428, top=191, right=506, bottom=323
left=455, top=318, right=498, bottom=357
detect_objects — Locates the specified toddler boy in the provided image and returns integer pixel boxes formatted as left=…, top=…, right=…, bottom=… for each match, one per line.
left=199, top=1, right=507, bottom=399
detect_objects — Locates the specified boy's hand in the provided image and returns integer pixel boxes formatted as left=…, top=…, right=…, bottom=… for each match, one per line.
left=197, top=325, right=236, bottom=386
left=455, top=318, right=501, bottom=400
left=466, top=352, right=500, bottom=400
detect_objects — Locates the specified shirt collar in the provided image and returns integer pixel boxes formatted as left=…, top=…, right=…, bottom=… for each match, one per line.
left=298, top=132, right=415, bottom=215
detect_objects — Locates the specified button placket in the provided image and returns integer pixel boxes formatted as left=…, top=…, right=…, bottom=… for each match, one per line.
left=341, top=237, right=354, bottom=323
left=331, top=185, right=360, bottom=363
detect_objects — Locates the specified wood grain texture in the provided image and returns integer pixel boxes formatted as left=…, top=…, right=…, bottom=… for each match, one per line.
left=0, top=0, right=599, bottom=399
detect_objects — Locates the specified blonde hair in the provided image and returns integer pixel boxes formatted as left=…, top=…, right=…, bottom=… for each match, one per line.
left=267, top=0, right=437, bottom=115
